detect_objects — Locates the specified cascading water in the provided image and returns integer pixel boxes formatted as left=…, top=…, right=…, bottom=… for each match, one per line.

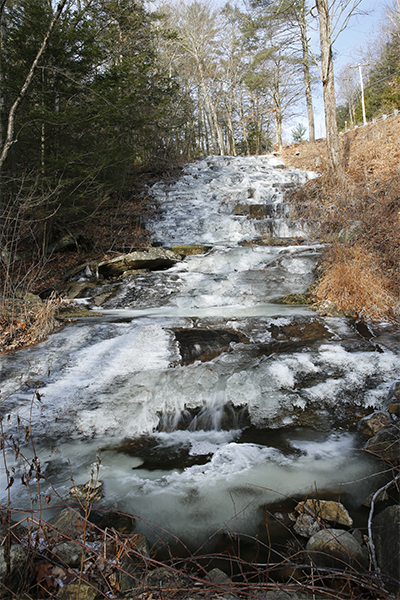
left=1, top=154, right=399, bottom=550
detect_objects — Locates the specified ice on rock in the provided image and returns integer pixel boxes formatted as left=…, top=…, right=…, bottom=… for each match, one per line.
left=1, top=153, right=399, bottom=547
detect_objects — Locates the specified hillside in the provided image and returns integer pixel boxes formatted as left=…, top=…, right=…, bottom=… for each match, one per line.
left=282, top=114, right=400, bottom=321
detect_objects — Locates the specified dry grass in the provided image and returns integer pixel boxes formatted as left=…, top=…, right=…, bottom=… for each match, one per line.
left=0, top=294, right=61, bottom=353
left=282, top=114, right=400, bottom=321
left=312, top=244, right=398, bottom=320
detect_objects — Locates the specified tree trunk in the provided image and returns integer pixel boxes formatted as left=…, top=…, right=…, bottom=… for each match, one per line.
left=316, top=0, right=343, bottom=176
left=298, top=3, right=315, bottom=143
left=238, top=89, right=250, bottom=155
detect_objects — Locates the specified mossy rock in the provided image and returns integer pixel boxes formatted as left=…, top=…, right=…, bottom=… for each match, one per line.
left=56, top=307, right=103, bottom=319
left=171, top=244, right=211, bottom=256
left=277, top=293, right=312, bottom=305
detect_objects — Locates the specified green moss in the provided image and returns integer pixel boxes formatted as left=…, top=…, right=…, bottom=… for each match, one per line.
left=277, top=293, right=313, bottom=305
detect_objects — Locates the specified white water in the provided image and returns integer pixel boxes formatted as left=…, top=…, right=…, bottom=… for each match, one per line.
left=0, top=155, right=398, bottom=547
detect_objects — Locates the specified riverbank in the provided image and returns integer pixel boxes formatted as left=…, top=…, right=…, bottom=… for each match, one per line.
left=282, top=114, right=400, bottom=322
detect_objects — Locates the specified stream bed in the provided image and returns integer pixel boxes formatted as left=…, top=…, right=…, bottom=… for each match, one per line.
left=1, top=155, right=399, bottom=554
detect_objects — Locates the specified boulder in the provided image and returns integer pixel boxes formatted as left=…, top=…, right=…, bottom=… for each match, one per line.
left=47, top=507, right=85, bottom=538
left=295, top=499, right=353, bottom=527
left=365, top=424, right=400, bottom=463
left=58, top=581, right=97, bottom=600
left=98, top=248, right=182, bottom=277
left=53, top=541, right=82, bottom=567
left=0, top=544, right=28, bottom=596
left=174, top=328, right=243, bottom=365
left=68, top=480, right=103, bottom=503
left=171, top=244, right=211, bottom=256
left=372, top=505, right=400, bottom=586
left=293, top=513, right=321, bottom=538
left=358, top=412, right=391, bottom=437
left=306, top=528, right=368, bottom=570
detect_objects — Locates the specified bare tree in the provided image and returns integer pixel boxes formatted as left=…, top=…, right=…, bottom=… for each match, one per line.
left=313, top=0, right=364, bottom=176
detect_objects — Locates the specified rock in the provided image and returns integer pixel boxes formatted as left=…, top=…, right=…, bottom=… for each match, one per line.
left=58, top=581, right=97, bottom=600
left=388, top=403, right=400, bottom=416
left=365, top=424, right=400, bottom=463
left=358, top=412, right=391, bottom=436
left=47, top=507, right=85, bottom=538
left=174, top=328, right=243, bottom=364
left=362, top=488, right=389, bottom=508
left=171, top=244, right=211, bottom=256
left=295, top=499, right=353, bottom=527
left=145, top=566, right=188, bottom=589
left=306, top=528, right=368, bottom=570
left=338, top=221, right=362, bottom=243
left=293, top=513, right=321, bottom=537
left=68, top=480, right=103, bottom=503
left=119, top=555, right=141, bottom=593
left=98, top=248, right=182, bottom=277
left=278, top=293, right=312, bottom=305
left=387, top=381, right=400, bottom=416
left=206, top=568, right=231, bottom=585
left=88, top=510, right=136, bottom=533
left=234, top=204, right=265, bottom=219
left=372, top=505, right=400, bottom=586
left=56, top=281, right=98, bottom=300
left=0, top=544, right=28, bottom=595
left=206, top=567, right=238, bottom=599
left=56, top=307, right=103, bottom=319
left=316, top=300, right=345, bottom=318
left=53, top=541, right=82, bottom=567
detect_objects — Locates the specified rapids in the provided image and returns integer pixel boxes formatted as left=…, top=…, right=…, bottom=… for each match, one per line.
left=0, top=154, right=398, bottom=550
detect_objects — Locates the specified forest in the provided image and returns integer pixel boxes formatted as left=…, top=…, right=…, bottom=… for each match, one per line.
left=0, top=0, right=399, bottom=321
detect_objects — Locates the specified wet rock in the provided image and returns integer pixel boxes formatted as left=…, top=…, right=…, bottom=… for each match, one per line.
left=372, top=505, right=400, bottom=586
left=234, top=204, right=265, bottom=219
left=388, top=403, right=400, bottom=416
left=239, top=236, right=306, bottom=247
left=53, top=541, right=82, bottom=567
left=174, top=328, right=243, bottom=364
left=277, top=293, right=312, bottom=305
left=295, top=499, right=353, bottom=527
left=293, top=513, right=321, bottom=537
left=88, top=510, right=136, bottom=533
left=58, top=581, right=97, bottom=600
left=365, top=424, right=400, bottom=463
left=47, top=507, right=85, bottom=538
left=387, top=381, right=400, bottom=416
left=306, top=528, right=368, bottom=570
left=68, top=480, right=103, bottom=503
left=56, top=307, right=103, bottom=319
left=0, top=544, right=28, bottom=596
left=362, top=488, right=389, bottom=508
left=56, top=281, right=99, bottom=299
left=358, top=412, right=391, bottom=437
left=171, top=244, right=211, bottom=256
left=316, top=300, right=346, bottom=318
left=118, top=533, right=150, bottom=593
left=98, top=248, right=182, bottom=277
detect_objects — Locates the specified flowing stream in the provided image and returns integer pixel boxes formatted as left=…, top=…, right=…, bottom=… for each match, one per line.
left=1, top=155, right=399, bottom=553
